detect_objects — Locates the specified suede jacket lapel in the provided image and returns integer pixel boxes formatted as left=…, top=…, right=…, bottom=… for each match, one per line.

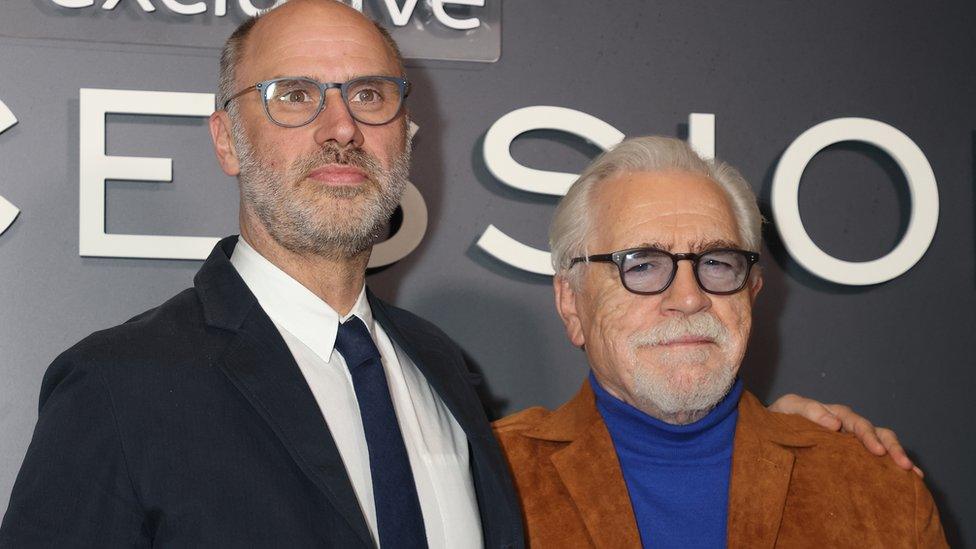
left=526, top=381, right=641, bottom=548
left=520, top=382, right=817, bottom=549
left=727, top=392, right=816, bottom=549
left=195, top=236, right=375, bottom=548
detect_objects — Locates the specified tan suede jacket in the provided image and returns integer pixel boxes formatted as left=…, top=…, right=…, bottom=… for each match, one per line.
left=493, top=381, right=947, bottom=548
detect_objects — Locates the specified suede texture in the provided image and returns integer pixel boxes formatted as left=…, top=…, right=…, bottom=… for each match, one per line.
left=493, top=381, right=948, bottom=548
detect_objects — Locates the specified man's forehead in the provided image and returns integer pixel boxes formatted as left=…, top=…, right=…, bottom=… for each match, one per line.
left=591, top=170, right=742, bottom=250
left=240, top=2, right=397, bottom=80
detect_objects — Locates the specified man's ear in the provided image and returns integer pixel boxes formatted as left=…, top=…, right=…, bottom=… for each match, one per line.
left=749, top=267, right=764, bottom=302
left=209, top=110, right=241, bottom=177
left=553, top=275, right=586, bottom=348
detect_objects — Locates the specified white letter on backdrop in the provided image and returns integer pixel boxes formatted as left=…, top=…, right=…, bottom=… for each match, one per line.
left=101, top=0, right=156, bottom=12
left=479, top=107, right=716, bottom=276
left=431, top=0, right=485, bottom=30
left=159, top=0, right=205, bottom=15
left=688, top=113, right=714, bottom=159
left=51, top=0, right=94, bottom=7
left=0, top=99, right=19, bottom=235
left=368, top=121, right=429, bottom=268
left=771, top=117, right=939, bottom=285
left=478, top=106, right=624, bottom=275
left=237, top=0, right=285, bottom=17
left=78, top=89, right=218, bottom=259
left=382, top=0, right=419, bottom=26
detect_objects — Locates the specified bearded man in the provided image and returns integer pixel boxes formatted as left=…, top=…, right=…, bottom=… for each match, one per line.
left=1, top=2, right=520, bottom=547
left=0, top=2, right=920, bottom=548
left=494, top=136, right=947, bottom=548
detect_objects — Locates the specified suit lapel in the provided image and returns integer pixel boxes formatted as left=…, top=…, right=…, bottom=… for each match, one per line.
left=367, top=291, right=486, bottom=444
left=196, top=237, right=374, bottom=548
left=727, top=392, right=809, bottom=549
left=368, top=292, right=522, bottom=548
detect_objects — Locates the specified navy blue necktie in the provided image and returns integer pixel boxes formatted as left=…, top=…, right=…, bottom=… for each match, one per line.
left=335, top=316, right=428, bottom=549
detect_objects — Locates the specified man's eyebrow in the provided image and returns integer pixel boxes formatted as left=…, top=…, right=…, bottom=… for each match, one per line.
left=626, top=239, right=741, bottom=253
left=634, top=241, right=673, bottom=251
left=260, top=74, right=320, bottom=83
left=689, top=238, right=740, bottom=253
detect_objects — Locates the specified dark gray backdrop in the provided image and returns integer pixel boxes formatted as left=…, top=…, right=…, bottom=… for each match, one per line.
left=0, top=1, right=973, bottom=546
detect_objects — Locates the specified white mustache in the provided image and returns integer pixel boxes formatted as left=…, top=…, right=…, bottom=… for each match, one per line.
left=628, top=314, right=729, bottom=347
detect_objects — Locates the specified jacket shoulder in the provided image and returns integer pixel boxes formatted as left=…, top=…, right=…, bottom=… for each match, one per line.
left=738, top=393, right=948, bottom=546
left=370, top=295, right=471, bottom=371
left=374, top=298, right=456, bottom=343
left=40, top=287, right=213, bottom=400
left=491, top=407, right=564, bottom=474
left=783, top=429, right=947, bottom=546
left=741, top=392, right=905, bottom=466
left=57, top=287, right=205, bottom=362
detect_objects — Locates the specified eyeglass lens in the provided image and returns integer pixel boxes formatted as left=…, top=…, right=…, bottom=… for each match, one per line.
left=263, top=77, right=403, bottom=127
left=621, top=249, right=751, bottom=294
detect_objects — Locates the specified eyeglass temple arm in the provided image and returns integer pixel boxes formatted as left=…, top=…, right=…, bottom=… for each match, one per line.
left=221, top=84, right=261, bottom=111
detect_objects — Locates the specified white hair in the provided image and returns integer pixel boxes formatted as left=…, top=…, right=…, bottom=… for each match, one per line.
left=549, top=136, right=763, bottom=280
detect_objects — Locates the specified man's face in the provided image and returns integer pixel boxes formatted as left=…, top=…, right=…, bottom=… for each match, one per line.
left=213, top=1, right=410, bottom=257
left=555, top=170, right=762, bottom=423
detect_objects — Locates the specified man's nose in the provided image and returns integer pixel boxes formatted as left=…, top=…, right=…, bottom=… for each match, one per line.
left=311, top=89, right=364, bottom=149
left=659, top=261, right=711, bottom=315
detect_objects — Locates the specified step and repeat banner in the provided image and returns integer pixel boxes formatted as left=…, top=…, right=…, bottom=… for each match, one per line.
left=0, top=0, right=973, bottom=544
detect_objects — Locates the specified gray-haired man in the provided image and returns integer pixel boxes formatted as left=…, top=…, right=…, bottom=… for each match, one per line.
left=496, top=136, right=946, bottom=547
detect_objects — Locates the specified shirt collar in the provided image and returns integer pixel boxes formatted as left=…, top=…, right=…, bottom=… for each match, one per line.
left=229, top=236, right=374, bottom=363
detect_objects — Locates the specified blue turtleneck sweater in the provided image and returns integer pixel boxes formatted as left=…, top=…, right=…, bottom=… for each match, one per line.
left=592, top=373, right=743, bottom=549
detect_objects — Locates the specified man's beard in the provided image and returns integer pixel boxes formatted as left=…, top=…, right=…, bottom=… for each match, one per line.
left=627, top=313, right=737, bottom=423
left=232, top=118, right=410, bottom=258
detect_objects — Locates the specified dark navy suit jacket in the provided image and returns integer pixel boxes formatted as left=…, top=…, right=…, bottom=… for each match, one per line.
left=0, top=237, right=524, bottom=548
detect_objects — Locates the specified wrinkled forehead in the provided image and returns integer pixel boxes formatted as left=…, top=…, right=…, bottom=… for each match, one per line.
left=589, top=170, right=742, bottom=252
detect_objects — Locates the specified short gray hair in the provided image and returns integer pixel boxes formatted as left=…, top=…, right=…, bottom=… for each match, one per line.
left=215, top=0, right=406, bottom=112
left=216, top=12, right=261, bottom=113
left=549, top=136, right=763, bottom=278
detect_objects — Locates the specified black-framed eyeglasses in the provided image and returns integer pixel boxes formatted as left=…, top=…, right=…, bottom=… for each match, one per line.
left=569, top=247, right=760, bottom=295
left=222, top=75, right=411, bottom=128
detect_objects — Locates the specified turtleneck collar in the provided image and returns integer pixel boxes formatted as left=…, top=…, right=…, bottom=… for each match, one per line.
left=592, top=372, right=743, bottom=464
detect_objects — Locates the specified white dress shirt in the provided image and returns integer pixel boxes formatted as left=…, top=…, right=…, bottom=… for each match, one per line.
left=230, top=238, right=483, bottom=548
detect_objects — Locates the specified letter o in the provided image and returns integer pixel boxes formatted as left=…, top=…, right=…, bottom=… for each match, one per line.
left=771, top=118, right=938, bottom=286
